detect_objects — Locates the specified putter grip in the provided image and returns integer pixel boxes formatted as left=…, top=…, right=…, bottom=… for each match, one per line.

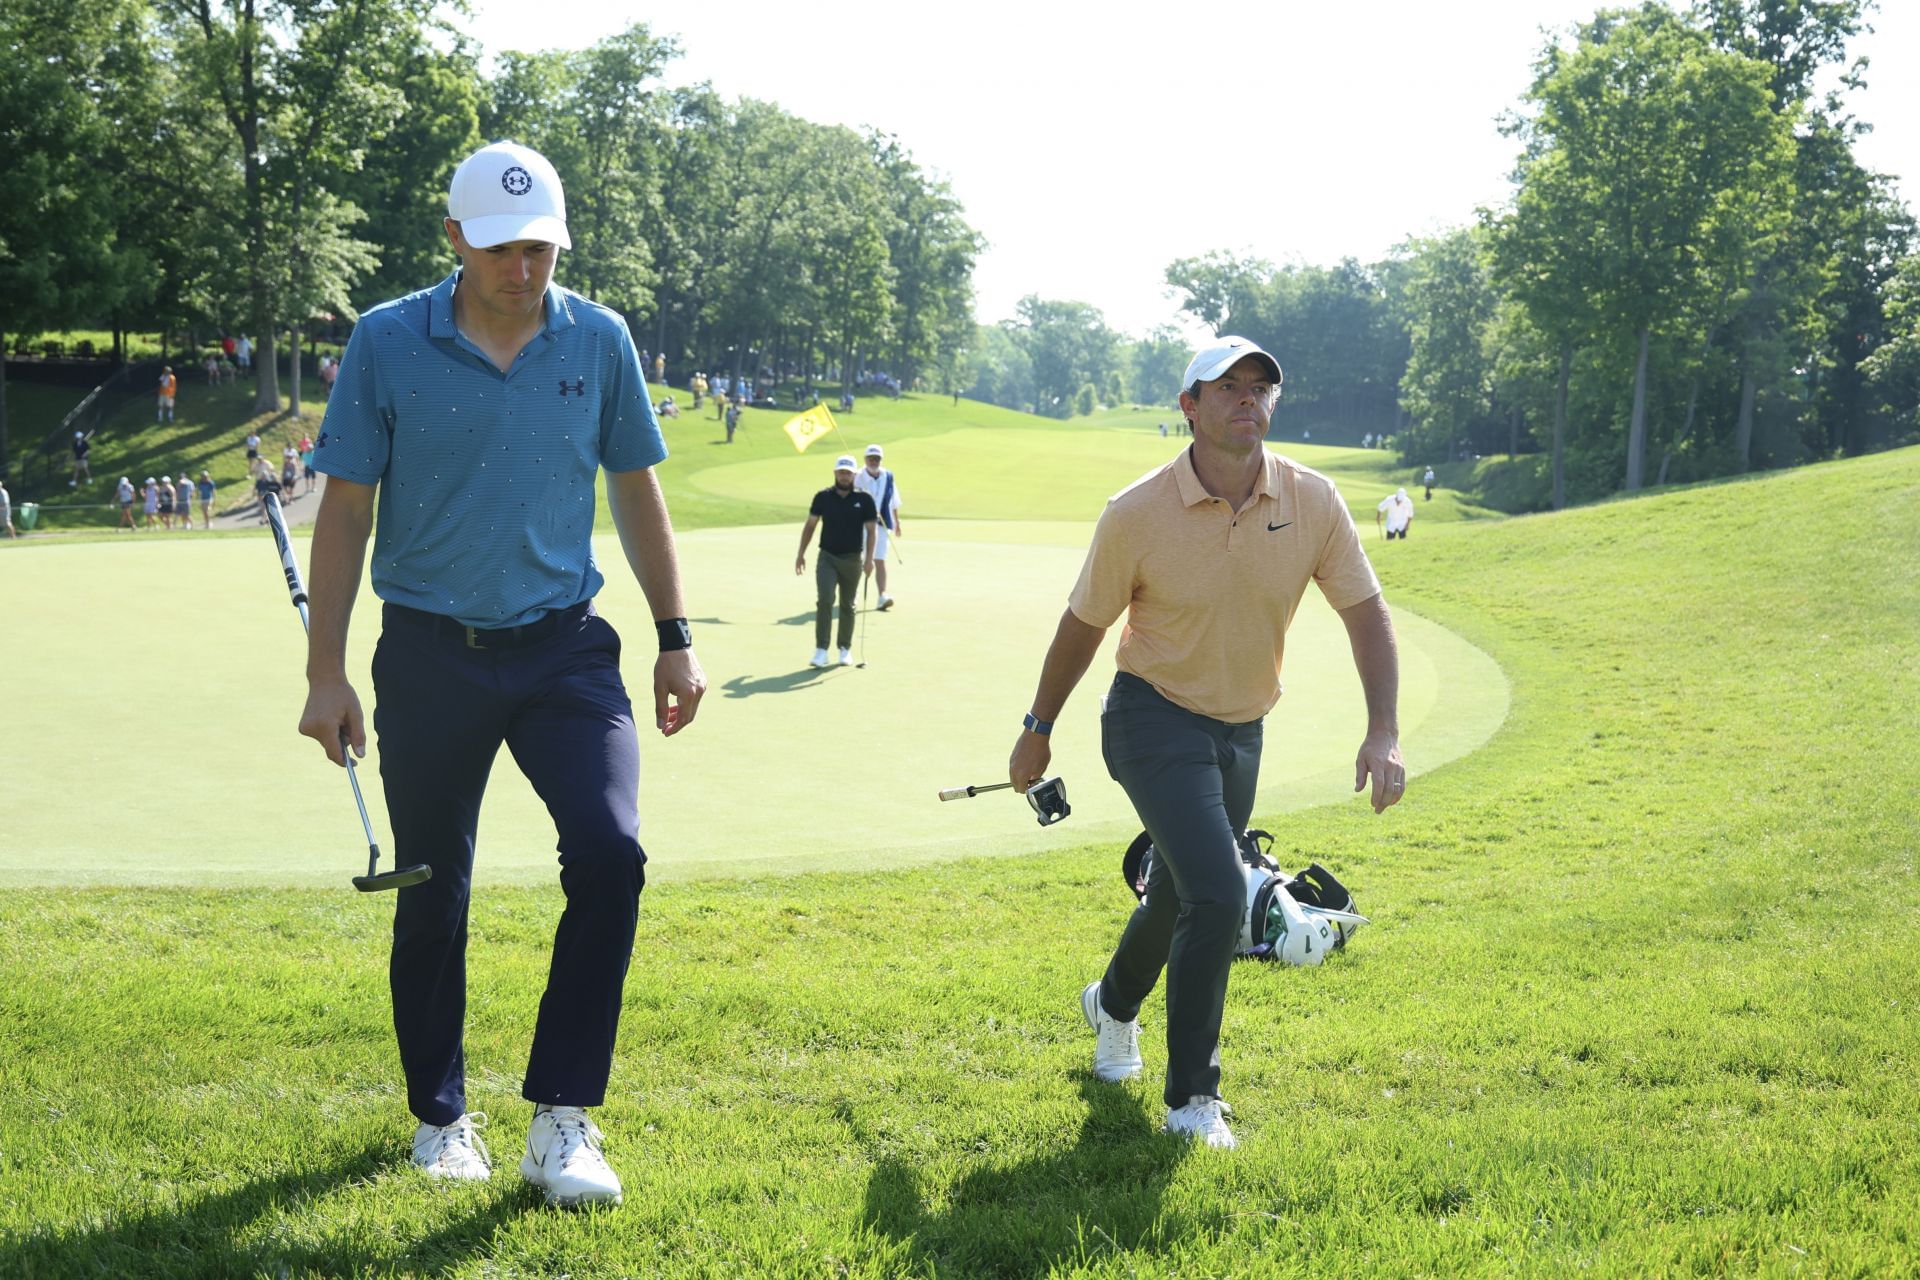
left=937, top=787, right=969, bottom=801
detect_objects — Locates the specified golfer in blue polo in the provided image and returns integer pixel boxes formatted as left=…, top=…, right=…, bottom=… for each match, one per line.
left=300, top=140, right=706, bottom=1207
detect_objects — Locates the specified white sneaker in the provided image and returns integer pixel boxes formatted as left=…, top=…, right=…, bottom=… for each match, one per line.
left=1081, top=981, right=1142, bottom=1082
left=809, top=648, right=830, bottom=667
left=520, top=1105, right=623, bottom=1207
left=839, top=648, right=853, bottom=666
left=411, top=1112, right=492, bottom=1179
left=1164, top=1095, right=1237, bottom=1149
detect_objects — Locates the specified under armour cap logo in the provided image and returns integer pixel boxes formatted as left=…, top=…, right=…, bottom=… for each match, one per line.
left=502, top=166, right=533, bottom=196
left=559, top=378, right=586, bottom=397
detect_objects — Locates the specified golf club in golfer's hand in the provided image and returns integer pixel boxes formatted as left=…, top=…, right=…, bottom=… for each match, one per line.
left=263, top=493, right=431, bottom=893
left=937, top=776, right=1071, bottom=826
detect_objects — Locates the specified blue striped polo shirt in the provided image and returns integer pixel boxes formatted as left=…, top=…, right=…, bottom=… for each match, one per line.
left=314, top=271, right=666, bottom=628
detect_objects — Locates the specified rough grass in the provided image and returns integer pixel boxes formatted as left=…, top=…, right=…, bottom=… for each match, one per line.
left=0, top=432, right=1914, bottom=1275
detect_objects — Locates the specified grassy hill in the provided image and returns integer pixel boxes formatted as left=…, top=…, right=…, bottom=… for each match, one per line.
left=0, top=398, right=1914, bottom=1273
left=8, top=381, right=1496, bottom=534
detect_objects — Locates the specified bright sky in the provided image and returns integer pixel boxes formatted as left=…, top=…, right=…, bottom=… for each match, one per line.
left=460, top=0, right=1915, bottom=338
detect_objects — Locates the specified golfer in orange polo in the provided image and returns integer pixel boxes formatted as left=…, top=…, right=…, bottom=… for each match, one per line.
left=1008, top=336, right=1406, bottom=1148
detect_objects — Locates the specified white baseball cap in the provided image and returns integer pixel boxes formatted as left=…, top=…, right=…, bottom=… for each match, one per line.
left=864, top=444, right=884, bottom=458
left=1182, top=335, right=1282, bottom=389
left=448, top=141, right=571, bottom=249
left=834, top=455, right=858, bottom=471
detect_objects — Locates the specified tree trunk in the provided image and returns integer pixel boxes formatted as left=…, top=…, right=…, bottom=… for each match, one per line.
left=255, top=328, right=280, bottom=413
left=1625, top=325, right=1650, bottom=493
left=1656, top=451, right=1673, bottom=486
left=1508, top=403, right=1519, bottom=461
left=1734, top=368, right=1756, bottom=471
left=1553, top=343, right=1569, bottom=511
left=0, top=331, right=10, bottom=475
left=289, top=325, right=304, bottom=419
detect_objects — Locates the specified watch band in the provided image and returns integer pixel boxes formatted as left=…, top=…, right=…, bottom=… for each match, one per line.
left=1023, top=713, right=1053, bottom=736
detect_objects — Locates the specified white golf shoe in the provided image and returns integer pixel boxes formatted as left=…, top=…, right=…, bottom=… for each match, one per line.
left=520, top=1105, right=623, bottom=1207
left=878, top=594, right=894, bottom=611
left=839, top=648, right=853, bottom=666
left=1081, top=980, right=1143, bottom=1082
left=411, top=1112, right=491, bottom=1180
left=809, top=648, right=830, bottom=668
left=1164, top=1096, right=1237, bottom=1149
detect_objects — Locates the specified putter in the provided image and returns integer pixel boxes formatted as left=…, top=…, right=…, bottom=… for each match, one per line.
left=264, top=493, right=431, bottom=893
left=937, top=776, right=1071, bottom=826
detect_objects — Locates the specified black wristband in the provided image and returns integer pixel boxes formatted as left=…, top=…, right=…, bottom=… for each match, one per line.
left=656, top=618, right=692, bottom=652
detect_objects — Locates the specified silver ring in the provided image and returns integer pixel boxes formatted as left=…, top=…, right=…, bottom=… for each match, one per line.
left=1390, top=781, right=1404, bottom=788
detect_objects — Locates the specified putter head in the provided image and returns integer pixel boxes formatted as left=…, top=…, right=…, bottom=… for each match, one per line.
left=1024, top=776, right=1070, bottom=826
left=353, top=864, right=432, bottom=892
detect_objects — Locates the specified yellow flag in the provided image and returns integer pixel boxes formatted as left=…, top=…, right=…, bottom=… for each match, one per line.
left=782, top=402, right=838, bottom=453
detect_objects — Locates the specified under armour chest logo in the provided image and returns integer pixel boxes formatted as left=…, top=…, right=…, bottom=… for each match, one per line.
left=558, top=379, right=586, bottom=397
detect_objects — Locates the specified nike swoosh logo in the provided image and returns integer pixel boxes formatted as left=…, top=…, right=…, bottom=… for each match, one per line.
left=1267, top=522, right=1292, bottom=531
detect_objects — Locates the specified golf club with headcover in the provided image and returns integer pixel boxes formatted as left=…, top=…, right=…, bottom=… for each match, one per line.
left=937, top=776, right=1071, bottom=825
left=263, top=492, right=431, bottom=893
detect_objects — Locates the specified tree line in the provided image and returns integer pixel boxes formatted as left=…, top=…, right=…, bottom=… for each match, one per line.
left=0, top=2, right=981, bottom=469
left=965, top=1, right=1918, bottom=506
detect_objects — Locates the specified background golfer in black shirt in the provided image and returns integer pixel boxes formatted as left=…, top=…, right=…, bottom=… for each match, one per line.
left=795, top=455, right=877, bottom=667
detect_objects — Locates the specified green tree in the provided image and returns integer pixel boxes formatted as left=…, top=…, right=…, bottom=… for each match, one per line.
left=165, top=0, right=431, bottom=414
left=964, top=323, right=1035, bottom=411
left=1126, top=326, right=1192, bottom=407
left=485, top=25, right=678, bottom=316
left=1008, top=297, right=1119, bottom=419
left=1860, top=251, right=1920, bottom=442
left=347, top=34, right=484, bottom=305
left=1508, top=4, right=1796, bottom=491
left=873, top=134, right=981, bottom=389
left=0, top=0, right=150, bottom=473
left=1397, top=227, right=1499, bottom=465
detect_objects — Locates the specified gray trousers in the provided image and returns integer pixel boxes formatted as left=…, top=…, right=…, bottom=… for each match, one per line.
left=1097, top=672, right=1263, bottom=1107
left=814, top=550, right=862, bottom=649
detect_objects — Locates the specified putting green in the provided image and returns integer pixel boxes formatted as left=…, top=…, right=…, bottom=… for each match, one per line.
left=0, top=525, right=1506, bottom=887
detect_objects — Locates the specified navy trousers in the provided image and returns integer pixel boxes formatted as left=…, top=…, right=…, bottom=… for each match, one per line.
left=371, top=601, right=645, bottom=1127
left=1097, top=672, right=1263, bottom=1108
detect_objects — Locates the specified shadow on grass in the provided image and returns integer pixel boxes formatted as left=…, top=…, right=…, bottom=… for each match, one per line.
left=0, top=1140, right=542, bottom=1279
left=721, top=669, right=836, bottom=698
left=856, top=1079, right=1191, bottom=1277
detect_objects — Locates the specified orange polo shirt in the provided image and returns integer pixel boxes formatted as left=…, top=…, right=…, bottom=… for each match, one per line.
left=1068, top=447, right=1381, bottom=724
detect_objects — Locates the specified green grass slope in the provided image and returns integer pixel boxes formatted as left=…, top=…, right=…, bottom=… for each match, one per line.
left=0, top=438, right=1914, bottom=1275
left=15, top=371, right=334, bottom=529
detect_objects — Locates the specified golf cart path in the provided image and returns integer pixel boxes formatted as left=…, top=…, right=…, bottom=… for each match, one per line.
left=209, top=473, right=328, bottom=531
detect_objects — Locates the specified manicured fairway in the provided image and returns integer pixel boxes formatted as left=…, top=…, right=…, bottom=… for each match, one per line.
left=0, top=521, right=1504, bottom=886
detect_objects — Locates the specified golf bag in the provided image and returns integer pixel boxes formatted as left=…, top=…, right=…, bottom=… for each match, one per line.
left=1120, top=828, right=1369, bottom=966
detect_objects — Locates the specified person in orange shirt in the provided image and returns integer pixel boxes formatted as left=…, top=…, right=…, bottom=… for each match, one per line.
left=1009, top=336, right=1405, bottom=1150
left=157, top=366, right=178, bottom=423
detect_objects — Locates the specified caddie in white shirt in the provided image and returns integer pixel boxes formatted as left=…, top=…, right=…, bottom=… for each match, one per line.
left=853, top=443, right=903, bottom=610
left=1376, top=487, right=1414, bottom=540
